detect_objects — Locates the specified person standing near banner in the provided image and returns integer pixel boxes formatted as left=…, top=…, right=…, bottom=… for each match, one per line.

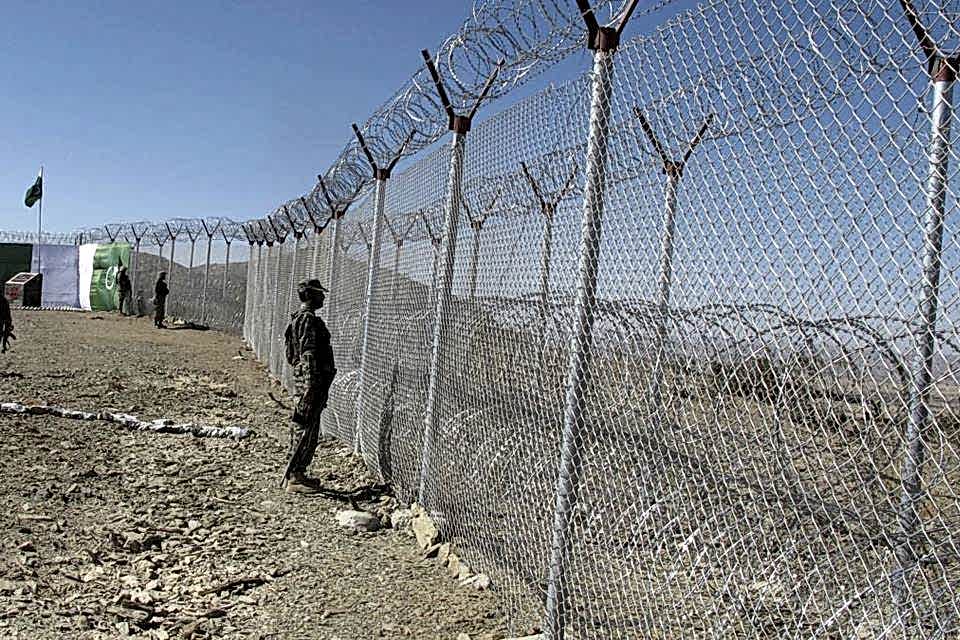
left=117, top=266, right=132, bottom=316
left=0, top=293, right=13, bottom=353
left=153, top=271, right=169, bottom=329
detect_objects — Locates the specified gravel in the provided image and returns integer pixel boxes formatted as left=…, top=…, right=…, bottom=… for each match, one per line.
left=0, top=310, right=508, bottom=639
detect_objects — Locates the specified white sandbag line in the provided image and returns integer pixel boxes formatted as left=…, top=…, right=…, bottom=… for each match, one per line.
left=0, top=402, right=250, bottom=439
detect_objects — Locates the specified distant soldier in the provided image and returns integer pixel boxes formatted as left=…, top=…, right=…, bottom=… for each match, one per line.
left=154, top=272, right=169, bottom=329
left=117, top=266, right=132, bottom=316
left=282, top=279, right=337, bottom=492
left=0, top=294, right=13, bottom=353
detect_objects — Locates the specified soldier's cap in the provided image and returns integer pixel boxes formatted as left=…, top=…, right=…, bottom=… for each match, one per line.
left=297, top=279, right=327, bottom=294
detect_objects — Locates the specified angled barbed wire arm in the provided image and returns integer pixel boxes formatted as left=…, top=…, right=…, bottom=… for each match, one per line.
left=266, top=215, right=286, bottom=244
left=318, top=175, right=338, bottom=212
left=460, top=194, right=477, bottom=226
left=520, top=161, right=548, bottom=210
left=352, top=123, right=380, bottom=173
left=680, top=114, right=715, bottom=167
left=282, top=204, right=304, bottom=240
left=614, top=0, right=640, bottom=36
left=386, top=130, right=415, bottom=174
left=899, top=0, right=939, bottom=74
left=256, top=220, right=273, bottom=246
left=633, top=107, right=671, bottom=170
left=301, top=196, right=333, bottom=235
left=356, top=222, right=371, bottom=251
left=482, top=185, right=503, bottom=223
left=422, top=49, right=456, bottom=129
left=401, top=212, right=418, bottom=240
left=575, top=0, right=601, bottom=47
left=418, top=209, right=438, bottom=244
left=240, top=223, right=254, bottom=246
left=555, top=159, right=580, bottom=204
left=466, top=58, right=505, bottom=122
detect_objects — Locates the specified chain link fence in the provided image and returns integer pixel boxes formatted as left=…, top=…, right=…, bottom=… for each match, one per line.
left=241, top=1, right=960, bottom=637
left=134, top=236, right=248, bottom=334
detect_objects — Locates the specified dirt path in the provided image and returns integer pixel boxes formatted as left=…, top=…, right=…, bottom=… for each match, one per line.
left=0, top=310, right=508, bottom=639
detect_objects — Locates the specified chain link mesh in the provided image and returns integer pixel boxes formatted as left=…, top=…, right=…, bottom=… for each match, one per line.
left=244, top=2, right=960, bottom=636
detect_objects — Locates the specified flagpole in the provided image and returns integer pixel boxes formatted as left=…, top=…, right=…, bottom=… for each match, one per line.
left=37, top=166, right=43, bottom=274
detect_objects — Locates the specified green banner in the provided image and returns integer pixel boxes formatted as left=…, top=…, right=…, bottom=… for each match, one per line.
left=0, top=243, right=33, bottom=287
left=89, top=243, right=130, bottom=311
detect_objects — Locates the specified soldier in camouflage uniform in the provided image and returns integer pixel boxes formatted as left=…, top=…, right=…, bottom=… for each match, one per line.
left=154, top=272, right=169, bottom=328
left=117, top=266, right=132, bottom=316
left=283, top=279, right=336, bottom=492
left=0, top=294, right=13, bottom=353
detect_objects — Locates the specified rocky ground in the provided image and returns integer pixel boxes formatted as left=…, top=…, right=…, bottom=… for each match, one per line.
left=0, top=310, right=510, bottom=639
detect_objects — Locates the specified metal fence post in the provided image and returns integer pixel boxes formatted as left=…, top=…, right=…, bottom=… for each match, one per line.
left=129, top=224, right=147, bottom=316
left=267, top=219, right=286, bottom=375
left=352, top=123, right=411, bottom=456
left=543, top=3, right=637, bottom=636
left=223, top=238, right=232, bottom=300
left=418, top=210, right=442, bottom=315
left=259, top=241, right=273, bottom=359
left=283, top=207, right=306, bottom=390
left=467, top=219, right=483, bottom=299
left=463, top=190, right=500, bottom=300
left=633, top=108, right=711, bottom=422
left=315, top=175, right=363, bottom=345
left=355, top=176, right=388, bottom=453
left=200, top=220, right=218, bottom=322
left=242, top=227, right=258, bottom=342
left=893, top=34, right=957, bottom=632
left=267, top=242, right=281, bottom=372
left=327, top=215, right=343, bottom=340
left=419, top=129, right=466, bottom=500
left=418, top=48, right=503, bottom=501
left=521, top=160, right=577, bottom=396
left=166, top=224, right=177, bottom=285
left=187, top=236, right=196, bottom=292
left=537, top=205, right=555, bottom=390
left=241, top=243, right=260, bottom=336
left=152, top=233, right=167, bottom=285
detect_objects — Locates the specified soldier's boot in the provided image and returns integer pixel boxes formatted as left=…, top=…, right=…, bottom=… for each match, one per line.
left=285, top=471, right=316, bottom=494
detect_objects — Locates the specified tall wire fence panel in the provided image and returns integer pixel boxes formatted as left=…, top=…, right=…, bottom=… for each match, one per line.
left=323, top=194, right=376, bottom=448
left=130, top=232, right=248, bottom=334
left=259, top=1, right=956, bottom=636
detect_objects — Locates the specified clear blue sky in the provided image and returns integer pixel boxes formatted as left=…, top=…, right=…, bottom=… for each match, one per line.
left=0, top=1, right=481, bottom=234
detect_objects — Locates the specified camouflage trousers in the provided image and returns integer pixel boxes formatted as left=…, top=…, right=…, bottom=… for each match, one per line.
left=286, top=372, right=331, bottom=475
left=118, top=290, right=130, bottom=315
left=154, top=299, right=166, bottom=326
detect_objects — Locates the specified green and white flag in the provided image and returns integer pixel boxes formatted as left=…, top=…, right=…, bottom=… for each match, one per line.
left=24, top=170, right=42, bottom=208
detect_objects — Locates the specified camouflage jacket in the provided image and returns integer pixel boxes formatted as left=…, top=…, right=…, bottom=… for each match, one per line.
left=287, top=304, right=335, bottom=385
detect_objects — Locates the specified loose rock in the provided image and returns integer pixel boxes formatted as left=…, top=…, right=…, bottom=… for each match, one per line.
left=335, top=510, right=381, bottom=532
